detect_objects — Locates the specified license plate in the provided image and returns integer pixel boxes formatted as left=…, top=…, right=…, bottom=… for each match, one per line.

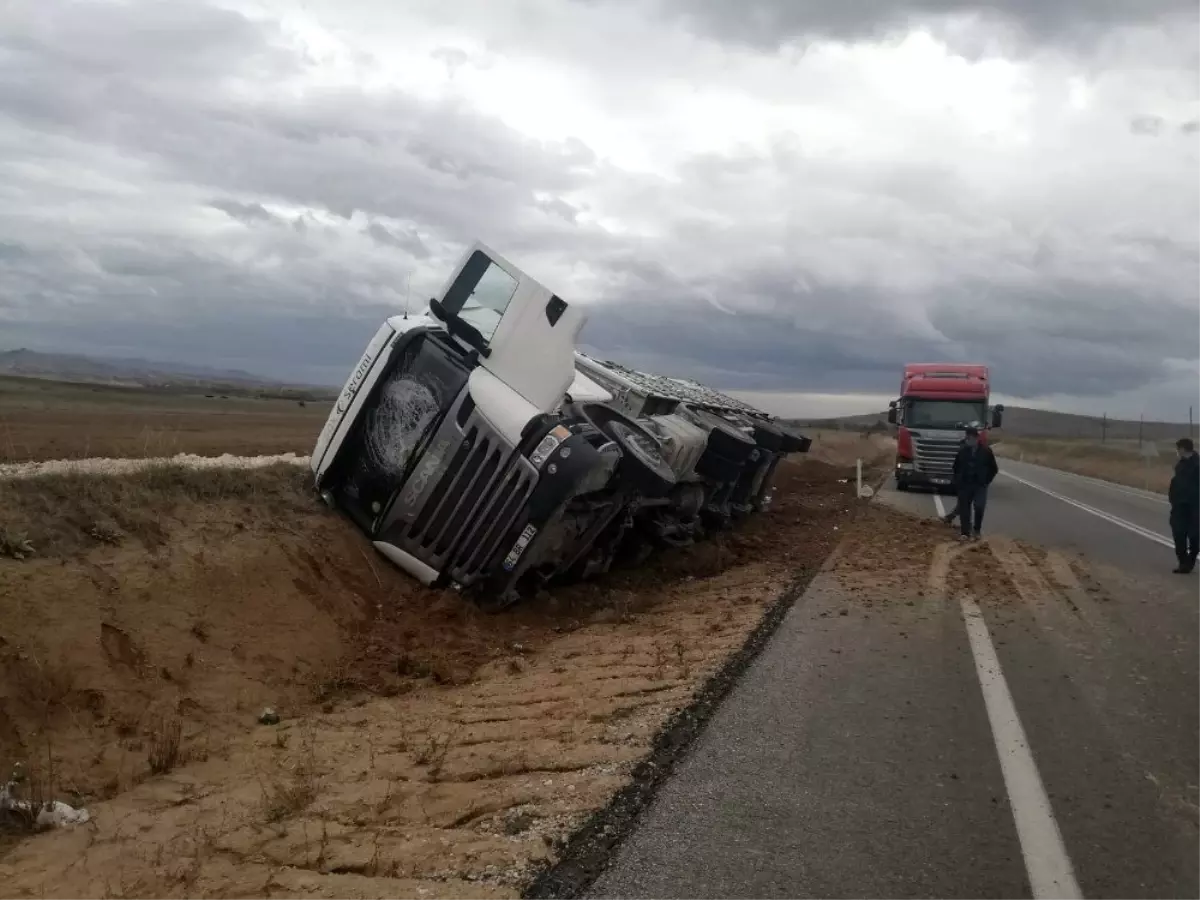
left=502, top=523, right=538, bottom=571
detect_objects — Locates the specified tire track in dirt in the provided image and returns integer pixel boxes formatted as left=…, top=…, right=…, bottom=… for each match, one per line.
left=0, top=566, right=792, bottom=898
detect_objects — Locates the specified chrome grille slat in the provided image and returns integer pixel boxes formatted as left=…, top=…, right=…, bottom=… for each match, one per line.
left=403, top=423, right=504, bottom=565
left=435, top=447, right=501, bottom=558
left=912, top=433, right=960, bottom=478
left=378, top=387, right=533, bottom=581
left=376, top=401, right=538, bottom=585
left=458, top=466, right=535, bottom=574
left=414, top=429, right=479, bottom=548
left=425, top=438, right=491, bottom=552
left=450, top=456, right=536, bottom=583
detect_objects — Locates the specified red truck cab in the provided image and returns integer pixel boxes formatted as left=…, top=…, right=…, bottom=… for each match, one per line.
left=887, top=364, right=1003, bottom=492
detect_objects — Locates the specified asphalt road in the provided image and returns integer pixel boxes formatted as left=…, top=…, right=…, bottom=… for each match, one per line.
left=590, top=460, right=1198, bottom=899
left=901, top=458, right=1177, bottom=577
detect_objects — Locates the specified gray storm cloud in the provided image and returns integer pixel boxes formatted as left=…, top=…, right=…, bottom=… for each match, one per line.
left=590, top=0, right=1200, bottom=53
left=0, top=0, right=1196, bottom=418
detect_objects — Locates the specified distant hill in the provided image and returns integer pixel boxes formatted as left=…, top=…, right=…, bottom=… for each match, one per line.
left=786, top=406, right=1193, bottom=443
left=0, top=348, right=332, bottom=397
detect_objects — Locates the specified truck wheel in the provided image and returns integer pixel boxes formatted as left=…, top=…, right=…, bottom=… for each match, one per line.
left=751, top=421, right=785, bottom=452
left=896, top=478, right=909, bottom=492
left=682, top=407, right=758, bottom=463
left=695, top=449, right=746, bottom=484
left=752, top=421, right=811, bottom=454
left=778, top=429, right=811, bottom=454
left=606, top=420, right=677, bottom=499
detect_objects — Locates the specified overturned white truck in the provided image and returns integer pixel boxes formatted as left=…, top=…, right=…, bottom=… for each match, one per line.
left=311, top=242, right=811, bottom=609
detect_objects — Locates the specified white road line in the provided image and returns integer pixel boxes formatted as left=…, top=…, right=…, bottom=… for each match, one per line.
left=961, top=596, right=1083, bottom=900
left=1005, top=461, right=1168, bottom=506
left=933, top=493, right=946, bottom=518
left=1000, top=471, right=1173, bottom=549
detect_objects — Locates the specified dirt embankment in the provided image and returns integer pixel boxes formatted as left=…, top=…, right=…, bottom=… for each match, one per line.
left=0, top=446, right=889, bottom=898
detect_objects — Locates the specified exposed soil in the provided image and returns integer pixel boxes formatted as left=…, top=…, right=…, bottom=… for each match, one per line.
left=0, top=446, right=889, bottom=898
left=948, top=538, right=1018, bottom=605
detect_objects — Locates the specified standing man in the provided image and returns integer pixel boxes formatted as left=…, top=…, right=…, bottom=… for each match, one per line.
left=941, top=435, right=967, bottom=526
left=1169, top=437, right=1199, bottom=574
left=951, top=426, right=999, bottom=541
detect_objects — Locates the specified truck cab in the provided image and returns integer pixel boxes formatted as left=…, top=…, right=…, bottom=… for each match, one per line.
left=310, top=242, right=597, bottom=587
left=311, top=241, right=811, bottom=608
left=886, top=364, right=1003, bottom=492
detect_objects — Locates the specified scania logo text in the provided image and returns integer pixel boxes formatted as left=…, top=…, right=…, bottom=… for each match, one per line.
left=336, top=351, right=376, bottom=416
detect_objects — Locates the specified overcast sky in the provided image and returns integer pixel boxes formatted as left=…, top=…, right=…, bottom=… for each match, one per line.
left=0, top=0, right=1197, bottom=419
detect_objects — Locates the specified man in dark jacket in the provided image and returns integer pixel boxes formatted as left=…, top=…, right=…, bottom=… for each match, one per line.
left=1169, top=437, right=1199, bottom=574
left=952, top=426, right=999, bottom=541
left=941, top=436, right=967, bottom=526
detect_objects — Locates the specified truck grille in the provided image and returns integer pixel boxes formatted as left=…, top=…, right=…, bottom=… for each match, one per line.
left=912, top=433, right=959, bottom=478
left=382, top=393, right=536, bottom=585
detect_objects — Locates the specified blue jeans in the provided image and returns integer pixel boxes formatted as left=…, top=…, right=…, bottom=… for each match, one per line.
left=957, top=484, right=989, bottom=536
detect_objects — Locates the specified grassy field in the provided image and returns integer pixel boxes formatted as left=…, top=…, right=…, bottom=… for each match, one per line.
left=0, top=374, right=333, bottom=462
left=994, top=435, right=1175, bottom=495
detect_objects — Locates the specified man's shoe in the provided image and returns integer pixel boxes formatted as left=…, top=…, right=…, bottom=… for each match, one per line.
left=972, top=531, right=982, bottom=541
left=1173, top=565, right=1193, bottom=574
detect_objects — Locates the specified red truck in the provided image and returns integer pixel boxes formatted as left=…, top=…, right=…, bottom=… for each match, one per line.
left=887, top=363, right=1004, bottom=492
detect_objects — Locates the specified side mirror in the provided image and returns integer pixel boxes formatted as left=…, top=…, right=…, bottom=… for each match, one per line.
left=991, top=405, right=1004, bottom=429
left=887, top=401, right=897, bottom=426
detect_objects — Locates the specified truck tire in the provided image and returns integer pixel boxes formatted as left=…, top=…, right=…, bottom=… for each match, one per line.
left=896, top=478, right=909, bottom=492
left=778, top=429, right=811, bottom=454
left=751, top=421, right=785, bottom=452
left=695, top=449, right=746, bottom=484
left=750, top=422, right=810, bottom=455
left=606, top=420, right=676, bottom=499
left=682, top=407, right=758, bottom=463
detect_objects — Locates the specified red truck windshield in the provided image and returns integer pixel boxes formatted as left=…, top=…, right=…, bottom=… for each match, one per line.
left=904, top=399, right=987, bottom=430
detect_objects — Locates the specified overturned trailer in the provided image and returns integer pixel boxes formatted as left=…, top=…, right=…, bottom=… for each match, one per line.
left=311, top=241, right=811, bottom=609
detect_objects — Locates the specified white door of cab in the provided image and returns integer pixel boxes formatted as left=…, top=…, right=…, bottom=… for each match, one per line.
left=433, top=241, right=586, bottom=413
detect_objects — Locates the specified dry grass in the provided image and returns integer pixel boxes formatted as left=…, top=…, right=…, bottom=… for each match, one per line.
left=995, top=436, right=1173, bottom=494
left=147, top=714, right=183, bottom=776
left=260, top=719, right=319, bottom=823
left=0, top=463, right=318, bottom=558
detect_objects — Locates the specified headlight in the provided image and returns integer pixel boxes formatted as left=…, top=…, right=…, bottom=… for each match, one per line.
left=530, top=424, right=572, bottom=468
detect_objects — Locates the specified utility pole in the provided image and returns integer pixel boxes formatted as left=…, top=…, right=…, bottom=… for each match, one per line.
left=1138, top=413, right=1144, bottom=449
left=1190, top=405, right=1194, bottom=439
left=1101, top=412, right=1107, bottom=443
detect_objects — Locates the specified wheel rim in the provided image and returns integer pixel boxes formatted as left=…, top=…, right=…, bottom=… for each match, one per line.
left=610, top=422, right=675, bottom=483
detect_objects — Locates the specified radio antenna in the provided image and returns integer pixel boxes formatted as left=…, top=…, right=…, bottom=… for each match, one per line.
left=404, top=274, right=411, bottom=319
